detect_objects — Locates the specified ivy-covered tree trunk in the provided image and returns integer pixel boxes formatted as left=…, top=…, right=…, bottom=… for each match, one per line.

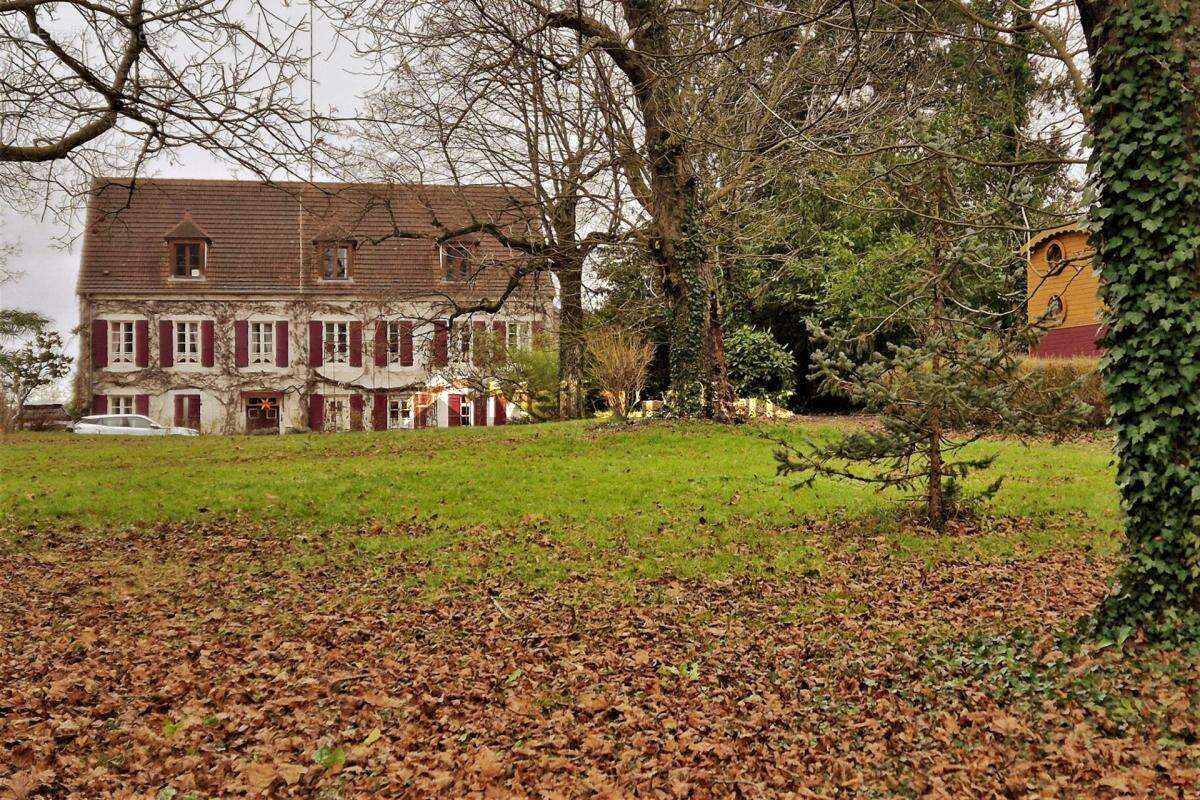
left=1080, top=0, right=1200, bottom=636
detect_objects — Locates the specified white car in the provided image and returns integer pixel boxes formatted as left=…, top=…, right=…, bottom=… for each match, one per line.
left=72, top=414, right=199, bottom=436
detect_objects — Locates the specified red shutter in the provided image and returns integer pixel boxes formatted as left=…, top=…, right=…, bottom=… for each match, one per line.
left=472, top=320, right=487, bottom=367
left=91, top=319, right=108, bottom=368
left=135, top=394, right=150, bottom=416
left=308, top=321, right=323, bottom=367
left=447, top=393, right=461, bottom=426
left=432, top=320, right=449, bottom=367
left=200, top=320, right=215, bottom=367
left=492, top=320, right=506, bottom=355
left=159, top=320, right=173, bottom=367
left=349, top=321, right=363, bottom=367
left=275, top=321, right=289, bottom=367
left=174, top=395, right=185, bottom=426
left=234, top=320, right=249, bottom=367
left=494, top=395, right=506, bottom=426
left=350, top=393, right=364, bottom=431
left=135, top=320, right=149, bottom=367
left=92, top=395, right=107, bottom=414
left=473, top=394, right=486, bottom=427
left=374, top=321, right=388, bottom=367
left=372, top=393, right=387, bottom=430
left=309, top=394, right=324, bottom=431
left=400, top=321, right=414, bottom=367
left=187, top=395, right=201, bottom=429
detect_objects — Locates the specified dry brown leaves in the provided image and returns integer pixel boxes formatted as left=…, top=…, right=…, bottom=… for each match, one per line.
left=2, top=522, right=1198, bottom=799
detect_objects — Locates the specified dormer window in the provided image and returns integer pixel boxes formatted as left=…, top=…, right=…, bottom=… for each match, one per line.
left=441, top=241, right=477, bottom=282
left=321, top=242, right=353, bottom=280
left=173, top=241, right=205, bottom=278
left=164, top=213, right=211, bottom=279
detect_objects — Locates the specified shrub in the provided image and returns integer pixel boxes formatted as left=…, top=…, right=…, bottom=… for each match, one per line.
left=724, top=326, right=796, bottom=404
left=1014, top=357, right=1108, bottom=429
left=585, top=327, right=654, bottom=418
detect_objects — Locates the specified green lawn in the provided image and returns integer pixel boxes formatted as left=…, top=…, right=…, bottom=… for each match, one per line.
left=1, top=420, right=1121, bottom=587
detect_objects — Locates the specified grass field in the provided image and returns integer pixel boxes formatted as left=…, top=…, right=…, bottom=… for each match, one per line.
left=7, top=420, right=1200, bottom=799
left=2, top=419, right=1120, bottom=586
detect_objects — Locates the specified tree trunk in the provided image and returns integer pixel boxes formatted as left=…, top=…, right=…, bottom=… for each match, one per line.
left=556, top=256, right=586, bottom=419
left=1080, top=0, right=1200, bottom=635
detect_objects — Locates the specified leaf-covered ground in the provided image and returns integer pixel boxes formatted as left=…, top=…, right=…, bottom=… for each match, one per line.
left=2, top=422, right=1196, bottom=797
left=3, top=520, right=1199, bottom=799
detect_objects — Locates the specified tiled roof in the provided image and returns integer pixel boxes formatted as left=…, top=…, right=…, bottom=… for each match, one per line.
left=78, top=178, right=547, bottom=302
left=1020, top=222, right=1089, bottom=256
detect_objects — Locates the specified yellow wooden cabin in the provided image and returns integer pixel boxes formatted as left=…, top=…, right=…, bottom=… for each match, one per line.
left=1024, top=224, right=1104, bottom=358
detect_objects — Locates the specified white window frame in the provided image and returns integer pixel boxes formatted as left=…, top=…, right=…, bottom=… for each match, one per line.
left=175, top=321, right=200, bottom=365
left=249, top=321, right=274, bottom=365
left=323, top=321, right=350, bottom=364
left=322, top=244, right=351, bottom=280
left=387, top=321, right=406, bottom=365
left=324, top=397, right=347, bottom=432
left=109, top=321, right=135, bottom=364
left=506, top=321, right=533, bottom=351
left=110, top=395, right=135, bottom=415
left=387, top=396, right=413, bottom=429
left=459, top=395, right=474, bottom=427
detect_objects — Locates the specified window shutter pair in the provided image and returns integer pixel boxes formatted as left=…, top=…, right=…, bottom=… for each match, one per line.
left=174, top=394, right=201, bottom=427
left=90, top=319, right=147, bottom=367
left=372, top=393, right=387, bottom=430
left=432, top=320, right=449, bottom=367
left=308, top=321, right=363, bottom=367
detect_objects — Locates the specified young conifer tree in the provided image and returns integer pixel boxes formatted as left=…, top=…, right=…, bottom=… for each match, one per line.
left=774, top=150, right=1086, bottom=532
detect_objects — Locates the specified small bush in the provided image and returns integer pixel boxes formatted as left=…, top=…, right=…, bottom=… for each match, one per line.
left=1014, top=357, right=1108, bottom=429
left=724, top=326, right=796, bottom=404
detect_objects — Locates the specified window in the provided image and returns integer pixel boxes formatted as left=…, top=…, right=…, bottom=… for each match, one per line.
left=459, top=396, right=474, bottom=427
left=109, top=321, right=135, bottom=364
left=1044, top=295, right=1066, bottom=325
left=175, top=321, right=200, bottom=364
left=321, top=243, right=352, bottom=280
left=387, top=321, right=405, bottom=364
left=506, top=321, right=533, bottom=351
left=324, top=398, right=347, bottom=432
left=388, top=396, right=413, bottom=429
left=450, top=320, right=472, bottom=363
left=1045, top=242, right=1065, bottom=276
left=173, top=241, right=205, bottom=278
left=110, top=396, right=135, bottom=415
left=441, top=241, right=476, bottom=282
left=323, top=322, right=349, bottom=364
left=249, top=322, right=274, bottom=365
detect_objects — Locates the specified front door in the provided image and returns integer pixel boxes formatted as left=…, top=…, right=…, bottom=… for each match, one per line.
left=245, top=395, right=281, bottom=433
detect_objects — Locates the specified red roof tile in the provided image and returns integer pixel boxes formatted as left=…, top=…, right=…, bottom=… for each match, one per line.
left=78, top=178, right=547, bottom=303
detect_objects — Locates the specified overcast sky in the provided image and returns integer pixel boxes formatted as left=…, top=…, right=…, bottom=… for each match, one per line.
left=0, top=5, right=370, bottom=354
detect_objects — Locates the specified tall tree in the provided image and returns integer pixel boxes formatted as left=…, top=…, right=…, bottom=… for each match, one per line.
left=1076, top=0, right=1200, bottom=638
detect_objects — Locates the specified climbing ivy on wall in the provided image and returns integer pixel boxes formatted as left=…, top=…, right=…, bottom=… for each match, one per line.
left=1089, top=0, right=1200, bottom=639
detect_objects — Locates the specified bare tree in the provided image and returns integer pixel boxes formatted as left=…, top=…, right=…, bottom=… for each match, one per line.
left=0, top=0, right=313, bottom=207
left=585, top=325, right=652, bottom=419
left=324, top=0, right=636, bottom=418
